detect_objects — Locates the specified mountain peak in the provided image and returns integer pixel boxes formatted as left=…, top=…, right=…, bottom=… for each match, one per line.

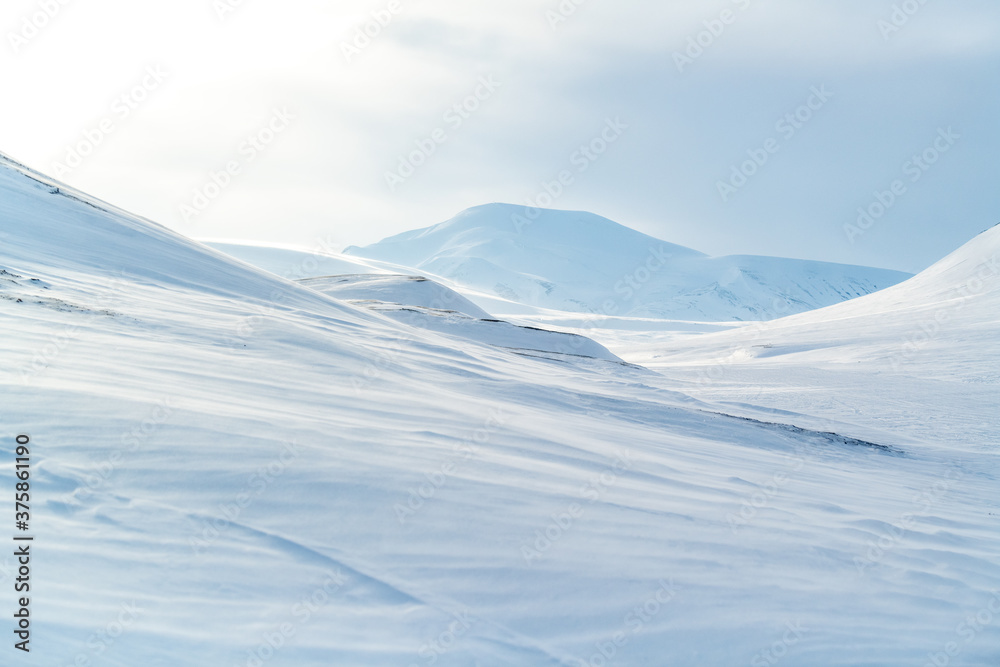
left=344, top=204, right=910, bottom=321
left=344, top=204, right=703, bottom=269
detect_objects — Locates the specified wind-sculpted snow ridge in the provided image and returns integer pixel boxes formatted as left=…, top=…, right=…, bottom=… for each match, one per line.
left=299, top=274, right=622, bottom=362
left=300, top=274, right=493, bottom=319
left=344, top=203, right=912, bottom=321
left=2, top=154, right=999, bottom=665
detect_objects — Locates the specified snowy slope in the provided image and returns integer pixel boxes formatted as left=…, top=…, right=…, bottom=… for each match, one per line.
left=299, top=275, right=620, bottom=361
left=205, top=241, right=392, bottom=281
left=613, top=224, right=1000, bottom=452
left=707, top=221, right=1000, bottom=378
left=206, top=240, right=594, bottom=319
left=344, top=204, right=912, bottom=321
left=2, top=154, right=999, bottom=666
left=300, top=274, right=492, bottom=320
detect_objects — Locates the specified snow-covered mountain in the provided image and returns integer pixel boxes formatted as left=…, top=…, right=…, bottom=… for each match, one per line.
left=692, top=221, right=1000, bottom=375
left=344, top=204, right=912, bottom=321
left=618, top=223, right=1000, bottom=451
left=3, top=152, right=998, bottom=665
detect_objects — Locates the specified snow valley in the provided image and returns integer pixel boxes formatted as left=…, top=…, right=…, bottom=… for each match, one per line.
left=2, top=151, right=999, bottom=666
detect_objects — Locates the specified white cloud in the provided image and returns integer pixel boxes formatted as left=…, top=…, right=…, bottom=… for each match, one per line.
left=2, top=0, right=998, bottom=270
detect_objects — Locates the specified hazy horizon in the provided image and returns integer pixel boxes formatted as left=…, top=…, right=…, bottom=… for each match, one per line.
left=4, top=0, right=999, bottom=273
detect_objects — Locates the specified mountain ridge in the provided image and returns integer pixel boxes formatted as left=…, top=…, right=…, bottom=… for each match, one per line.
left=344, top=203, right=912, bottom=321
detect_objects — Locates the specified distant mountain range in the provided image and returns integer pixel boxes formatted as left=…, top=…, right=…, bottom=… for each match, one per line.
left=679, top=221, right=1000, bottom=375
left=344, top=204, right=911, bottom=321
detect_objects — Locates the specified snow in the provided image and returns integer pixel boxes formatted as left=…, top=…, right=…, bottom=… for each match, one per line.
left=204, top=241, right=403, bottom=283
left=2, top=151, right=999, bottom=666
left=602, top=223, right=1000, bottom=453
left=300, top=274, right=493, bottom=320
left=344, top=203, right=913, bottom=321
left=300, top=274, right=621, bottom=362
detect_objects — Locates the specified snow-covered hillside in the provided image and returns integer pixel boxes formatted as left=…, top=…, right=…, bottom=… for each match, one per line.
left=300, top=274, right=620, bottom=361
left=344, top=204, right=912, bottom=321
left=301, top=274, right=493, bottom=320
left=676, top=221, right=1000, bottom=377
left=2, top=153, right=998, bottom=666
left=206, top=241, right=391, bottom=281
left=614, top=224, right=1000, bottom=452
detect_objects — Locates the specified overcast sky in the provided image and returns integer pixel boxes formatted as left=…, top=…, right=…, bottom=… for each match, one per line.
left=3, top=0, right=998, bottom=273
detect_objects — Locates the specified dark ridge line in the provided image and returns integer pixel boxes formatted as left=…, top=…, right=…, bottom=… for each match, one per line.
left=506, top=348, right=645, bottom=369
left=707, top=410, right=903, bottom=455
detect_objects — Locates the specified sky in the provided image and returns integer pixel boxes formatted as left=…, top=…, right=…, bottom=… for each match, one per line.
left=2, top=0, right=999, bottom=274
